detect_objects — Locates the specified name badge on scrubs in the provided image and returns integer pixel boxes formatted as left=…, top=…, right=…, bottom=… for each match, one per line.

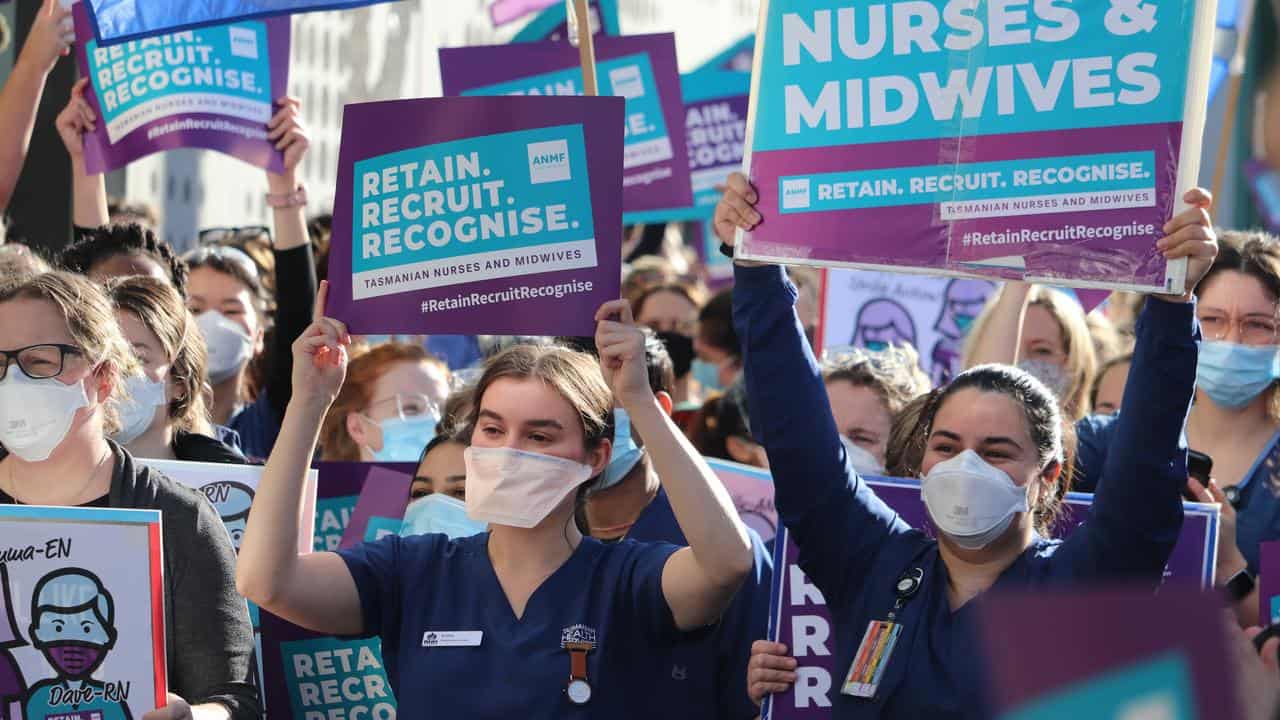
left=842, top=567, right=922, bottom=699
left=841, top=620, right=901, bottom=698
left=422, top=630, right=483, bottom=647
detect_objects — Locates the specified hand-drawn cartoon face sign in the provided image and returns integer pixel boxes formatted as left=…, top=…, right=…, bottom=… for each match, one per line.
left=852, top=299, right=916, bottom=352
left=202, top=481, right=255, bottom=550
left=935, top=279, right=995, bottom=339
left=29, top=570, right=118, bottom=681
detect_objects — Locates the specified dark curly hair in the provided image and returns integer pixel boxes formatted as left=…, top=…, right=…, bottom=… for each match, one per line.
left=58, top=223, right=188, bottom=296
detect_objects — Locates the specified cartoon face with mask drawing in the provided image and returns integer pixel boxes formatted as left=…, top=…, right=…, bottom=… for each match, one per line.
left=931, top=279, right=995, bottom=385
left=851, top=299, right=916, bottom=353
left=201, top=481, right=255, bottom=551
left=24, top=569, right=130, bottom=720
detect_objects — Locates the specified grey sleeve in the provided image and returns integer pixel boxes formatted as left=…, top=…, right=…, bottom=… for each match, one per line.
left=167, top=496, right=262, bottom=720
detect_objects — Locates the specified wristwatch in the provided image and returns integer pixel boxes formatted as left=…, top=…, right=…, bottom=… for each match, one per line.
left=1222, top=567, right=1256, bottom=603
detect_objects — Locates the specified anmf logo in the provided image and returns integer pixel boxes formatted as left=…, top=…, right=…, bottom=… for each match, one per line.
left=528, top=140, right=571, bottom=184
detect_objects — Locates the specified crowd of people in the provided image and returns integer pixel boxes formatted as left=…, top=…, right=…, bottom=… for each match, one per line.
left=3, top=1, right=1280, bottom=718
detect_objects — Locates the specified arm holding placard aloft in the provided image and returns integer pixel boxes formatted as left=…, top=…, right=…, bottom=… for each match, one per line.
left=961, top=281, right=1030, bottom=369
left=715, top=172, right=915, bottom=608
left=236, top=280, right=365, bottom=635
left=55, top=77, right=109, bottom=227
left=0, top=0, right=73, bottom=213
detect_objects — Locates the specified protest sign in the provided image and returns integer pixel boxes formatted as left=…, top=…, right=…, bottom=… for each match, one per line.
left=708, top=458, right=778, bottom=542
left=73, top=3, right=291, bottom=174
left=142, top=458, right=317, bottom=713
left=512, top=0, right=620, bottom=42
left=490, top=0, right=558, bottom=27
left=258, top=462, right=413, bottom=720
left=980, top=587, right=1236, bottom=719
left=324, top=96, right=624, bottom=337
left=761, top=482, right=1220, bottom=718
left=820, top=269, right=997, bottom=386
left=737, top=0, right=1218, bottom=294
left=1261, top=541, right=1280, bottom=625
left=626, top=70, right=752, bottom=226
left=85, top=0, right=396, bottom=45
left=440, top=33, right=692, bottom=218
left=0, top=505, right=165, bottom=719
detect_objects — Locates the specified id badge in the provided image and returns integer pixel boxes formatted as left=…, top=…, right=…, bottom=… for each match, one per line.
left=841, top=620, right=902, bottom=698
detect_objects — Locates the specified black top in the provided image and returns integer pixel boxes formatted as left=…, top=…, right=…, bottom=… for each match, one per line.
left=172, top=431, right=246, bottom=464
left=0, top=442, right=260, bottom=718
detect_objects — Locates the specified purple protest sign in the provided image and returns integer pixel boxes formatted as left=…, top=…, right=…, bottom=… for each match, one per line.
left=1261, top=541, right=1280, bottom=625
left=337, top=465, right=413, bottom=549
left=440, top=33, right=692, bottom=216
left=760, top=478, right=1219, bottom=719
left=979, top=587, right=1236, bottom=718
left=708, top=457, right=778, bottom=542
left=256, top=462, right=414, bottom=719
left=489, top=0, right=558, bottom=26
left=73, top=3, right=290, bottom=174
left=325, top=95, right=623, bottom=336
left=738, top=0, right=1217, bottom=294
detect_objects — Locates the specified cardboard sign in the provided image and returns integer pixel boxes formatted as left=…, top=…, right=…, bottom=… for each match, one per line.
left=737, top=0, right=1217, bottom=293
left=440, top=33, right=692, bottom=219
left=324, top=95, right=624, bottom=337
left=74, top=4, right=291, bottom=174
left=0, top=505, right=165, bottom=719
left=85, top=0, right=397, bottom=44
left=511, top=0, right=620, bottom=42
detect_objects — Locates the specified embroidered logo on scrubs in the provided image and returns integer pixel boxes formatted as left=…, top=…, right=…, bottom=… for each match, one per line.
left=560, top=624, right=598, bottom=647
left=671, top=665, right=688, bottom=681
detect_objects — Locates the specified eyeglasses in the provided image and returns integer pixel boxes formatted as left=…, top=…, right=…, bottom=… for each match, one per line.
left=1197, top=312, right=1280, bottom=345
left=0, top=344, right=84, bottom=381
left=366, top=393, right=440, bottom=422
left=199, top=226, right=271, bottom=247
left=183, top=244, right=261, bottom=281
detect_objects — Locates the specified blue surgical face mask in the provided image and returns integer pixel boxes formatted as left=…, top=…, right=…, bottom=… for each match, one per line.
left=399, top=494, right=487, bottom=540
left=1197, top=340, right=1280, bottom=409
left=864, top=340, right=889, bottom=352
left=594, top=408, right=644, bottom=494
left=370, top=415, right=437, bottom=462
left=692, top=358, right=723, bottom=392
left=954, top=313, right=975, bottom=332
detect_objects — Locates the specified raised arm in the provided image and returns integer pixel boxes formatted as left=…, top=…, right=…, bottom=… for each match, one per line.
left=0, top=0, right=72, bottom=212
left=263, top=97, right=317, bottom=422
left=1059, top=189, right=1218, bottom=582
left=962, top=281, right=1031, bottom=368
left=54, top=78, right=109, bottom=228
left=596, top=299, right=752, bottom=630
left=715, top=173, right=912, bottom=606
left=236, top=281, right=362, bottom=635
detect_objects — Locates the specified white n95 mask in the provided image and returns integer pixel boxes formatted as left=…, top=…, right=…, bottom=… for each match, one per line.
left=921, top=450, right=1029, bottom=551
left=196, top=311, right=254, bottom=384
left=464, top=446, right=594, bottom=528
left=0, top=370, right=90, bottom=462
left=112, top=374, right=169, bottom=445
left=841, top=435, right=885, bottom=477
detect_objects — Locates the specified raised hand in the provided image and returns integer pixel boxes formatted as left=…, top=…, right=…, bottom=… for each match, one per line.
left=1157, top=187, right=1218, bottom=302
left=267, top=95, right=310, bottom=184
left=18, top=0, right=73, bottom=76
left=55, top=77, right=95, bottom=158
left=594, top=299, right=652, bottom=410
left=291, top=280, right=350, bottom=408
left=713, top=172, right=761, bottom=248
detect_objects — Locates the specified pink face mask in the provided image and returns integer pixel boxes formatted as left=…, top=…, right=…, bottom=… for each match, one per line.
left=43, top=642, right=106, bottom=678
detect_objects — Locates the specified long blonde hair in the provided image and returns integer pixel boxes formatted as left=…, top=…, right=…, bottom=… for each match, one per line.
left=0, top=271, right=139, bottom=434
left=964, top=286, right=1097, bottom=421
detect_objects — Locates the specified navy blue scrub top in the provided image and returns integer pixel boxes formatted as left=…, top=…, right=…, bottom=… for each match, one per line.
left=732, top=264, right=1198, bottom=719
left=338, top=532, right=682, bottom=718
left=1075, top=408, right=1280, bottom=575
left=623, top=489, right=773, bottom=719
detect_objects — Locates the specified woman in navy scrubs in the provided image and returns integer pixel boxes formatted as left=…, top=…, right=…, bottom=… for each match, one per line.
left=715, top=173, right=1217, bottom=718
left=237, top=285, right=753, bottom=717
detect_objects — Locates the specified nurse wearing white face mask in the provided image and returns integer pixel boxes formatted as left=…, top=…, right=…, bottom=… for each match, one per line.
left=237, top=289, right=753, bottom=717
left=0, top=271, right=260, bottom=719
left=105, top=276, right=243, bottom=464
left=821, top=346, right=932, bottom=477
left=718, top=175, right=1217, bottom=718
